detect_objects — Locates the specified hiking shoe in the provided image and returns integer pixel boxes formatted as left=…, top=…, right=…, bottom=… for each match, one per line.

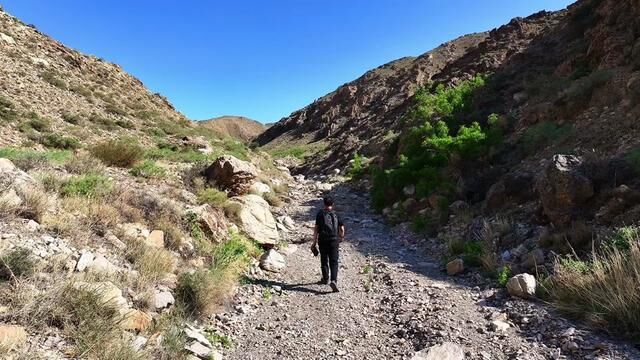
left=330, top=281, right=339, bottom=293
left=318, top=278, right=329, bottom=285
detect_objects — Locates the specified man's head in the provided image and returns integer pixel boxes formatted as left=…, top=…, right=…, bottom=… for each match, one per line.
left=323, top=196, right=334, bottom=209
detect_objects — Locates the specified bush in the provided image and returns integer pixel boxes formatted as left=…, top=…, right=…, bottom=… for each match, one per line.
left=130, top=160, right=167, bottom=179
left=519, top=122, right=573, bottom=154
left=347, top=152, right=368, bottom=179
left=0, top=248, right=35, bottom=281
left=548, top=241, right=640, bottom=339
left=0, top=147, right=71, bottom=171
left=91, top=139, right=143, bottom=167
left=41, top=70, right=67, bottom=89
left=20, top=113, right=50, bottom=132
left=0, top=96, right=17, bottom=122
left=62, top=112, right=83, bottom=125
left=126, top=240, right=175, bottom=288
left=61, top=174, right=112, bottom=198
left=16, top=188, right=49, bottom=222
left=495, top=266, right=511, bottom=287
left=64, top=153, right=105, bottom=174
left=197, top=188, right=228, bottom=208
left=39, top=134, right=80, bottom=149
left=263, top=192, right=283, bottom=207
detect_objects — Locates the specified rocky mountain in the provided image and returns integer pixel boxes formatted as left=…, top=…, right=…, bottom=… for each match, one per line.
left=256, top=9, right=567, bottom=172
left=200, top=116, right=266, bottom=142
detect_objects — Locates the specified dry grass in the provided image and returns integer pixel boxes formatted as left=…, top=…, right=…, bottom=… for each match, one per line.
left=125, top=239, right=176, bottom=290
left=43, top=196, right=121, bottom=239
left=0, top=187, right=49, bottom=222
left=262, top=191, right=283, bottom=207
left=548, top=240, right=640, bottom=339
left=64, top=153, right=105, bottom=174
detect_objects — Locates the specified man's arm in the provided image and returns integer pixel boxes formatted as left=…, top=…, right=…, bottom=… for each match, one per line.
left=312, top=224, right=319, bottom=247
left=339, top=225, right=345, bottom=241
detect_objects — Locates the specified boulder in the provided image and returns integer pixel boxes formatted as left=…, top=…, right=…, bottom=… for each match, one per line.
left=535, top=155, right=593, bottom=226
left=205, top=155, right=258, bottom=196
left=0, top=325, right=27, bottom=351
left=75, top=251, right=95, bottom=272
left=259, top=249, right=286, bottom=273
left=249, top=181, right=271, bottom=195
left=0, top=158, right=39, bottom=208
left=228, top=195, right=279, bottom=245
left=490, top=320, right=510, bottom=332
left=145, top=230, right=165, bottom=248
left=154, top=290, right=175, bottom=310
left=506, top=273, right=537, bottom=299
left=73, top=281, right=128, bottom=309
left=188, top=205, right=229, bottom=243
left=87, top=255, right=119, bottom=275
left=412, top=342, right=465, bottom=360
left=120, top=309, right=152, bottom=331
left=485, top=172, right=534, bottom=210
left=446, top=259, right=464, bottom=276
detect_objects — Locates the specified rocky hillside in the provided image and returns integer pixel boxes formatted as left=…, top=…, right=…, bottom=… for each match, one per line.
left=256, top=10, right=566, bottom=172
left=200, top=116, right=266, bottom=142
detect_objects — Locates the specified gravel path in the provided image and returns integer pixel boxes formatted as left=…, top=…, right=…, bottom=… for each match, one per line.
left=219, top=180, right=640, bottom=360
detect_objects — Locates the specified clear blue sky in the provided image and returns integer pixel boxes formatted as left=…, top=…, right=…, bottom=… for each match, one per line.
left=1, top=1, right=573, bottom=123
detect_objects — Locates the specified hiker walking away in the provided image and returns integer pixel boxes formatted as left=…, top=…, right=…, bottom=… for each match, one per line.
left=311, top=196, right=345, bottom=292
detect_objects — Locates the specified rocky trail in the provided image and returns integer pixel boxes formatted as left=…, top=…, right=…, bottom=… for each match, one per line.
left=213, top=177, right=640, bottom=360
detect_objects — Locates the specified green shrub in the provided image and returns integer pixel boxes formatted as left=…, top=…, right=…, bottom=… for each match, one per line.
left=205, top=329, right=233, bottom=349
left=61, top=174, right=112, bottom=198
left=21, top=113, right=50, bottom=132
left=563, top=69, right=613, bottom=101
left=462, top=240, right=484, bottom=267
left=347, top=152, right=368, bottom=179
left=519, top=122, right=573, bottom=154
left=91, top=139, right=143, bottom=167
left=197, top=188, right=228, bottom=208
left=496, top=266, right=511, bottom=287
left=62, top=112, right=83, bottom=125
left=130, top=160, right=167, bottom=179
left=0, top=248, right=35, bottom=281
left=608, top=226, right=639, bottom=252
left=39, top=134, right=80, bottom=149
left=0, top=96, right=17, bottom=122
left=89, top=113, right=116, bottom=129
left=105, top=103, right=127, bottom=116
left=145, top=146, right=214, bottom=163
left=222, top=138, right=248, bottom=160
left=271, top=146, right=307, bottom=159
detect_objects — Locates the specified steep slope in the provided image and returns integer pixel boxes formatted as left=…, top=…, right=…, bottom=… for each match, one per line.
left=256, top=10, right=565, bottom=173
left=200, top=116, right=266, bottom=142
left=0, top=8, right=201, bottom=148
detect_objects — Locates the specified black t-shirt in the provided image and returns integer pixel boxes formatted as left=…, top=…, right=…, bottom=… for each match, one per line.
left=316, top=209, right=344, bottom=240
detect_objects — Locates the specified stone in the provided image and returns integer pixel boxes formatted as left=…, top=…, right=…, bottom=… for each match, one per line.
left=188, top=205, right=230, bottom=243
left=279, top=244, right=298, bottom=256
left=26, top=220, right=40, bottom=232
left=145, top=230, right=165, bottom=248
left=0, top=325, right=27, bottom=350
left=88, top=255, right=118, bottom=275
left=490, top=320, right=510, bottom=332
left=0, top=158, right=40, bottom=208
left=205, top=155, right=258, bottom=196
left=186, top=341, right=213, bottom=358
left=132, top=336, right=148, bottom=351
left=72, top=281, right=128, bottom=309
left=120, top=310, right=152, bottom=331
left=411, top=342, right=465, bottom=360
left=446, top=259, right=464, bottom=276
left=76, top=251, right=95, bottom=272
left=259, top=249, right=286, bottom=273
left=249, top=181, right=271, bottom=195
left=106, top=231, right=127, bottom=250
left=185, top=325, right=212, bottom=347
left=403, top=184, right=416, bottom=196
left=506, top=273, right=537, bottom=299
left=315, top=182, right=334, bottom=191
left=154, top=290, right=175, bottom=310
left=535, top=155, right=593, bottom=226
left=228, top=195, right=279, bottom=245
left=0, top=32, right=16, bottom=45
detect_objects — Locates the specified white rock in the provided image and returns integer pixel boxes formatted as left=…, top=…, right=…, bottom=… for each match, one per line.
left=26, top=220, right=40, bottom=232
left=184, top=326, right=212, bottom=347
left=30, top=57, right=49, bottom=67
left=228, top=194, right=279, bottom=245
left=279, top=244, right=298, bottom=256
left=403, top=184, right=416, bottom=196
left=506, top=273, right=537, bottom=299
left=490, top=320, right=510, bottom=332
left=88, top=255, right=118, bottom=275
left=185, top=341, right=212, bottom=358
left=132, top=336, right=147, bottom=351
left=249, top=181, right=271, bottom=195
left=259, top=249, right=286, bottom=273
left=412, top=342, right=465, bottom=360
left=0, top=32, right=15, bottom=45
left=154, top=290, right=175, bottom=310
left=76, top=251, right=95, bottom=272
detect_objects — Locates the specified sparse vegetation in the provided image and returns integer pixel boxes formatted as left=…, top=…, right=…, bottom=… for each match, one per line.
left=519, top=122, right=573, bottom=155
left=0, top=147, right=71, bottom=170
left=263, top=191, right=283, bottom=207
left=39, top=133, right=81, bottom=149
left=64, top=153, right=105, bottom=174
left=61, top=174, right=112, bottom=198
left=0, top=248, right=36, bottom=281
left=130, top=160, right=167, bottom=179
left=0, top=96, right=18, bottom=122
left=197, top=188, right=228, bottom=208
left=91, top=139, right=144, bottom=167
left=62, top=112, right=83, bottom=125
left=41, top=70, right=67, bottom=89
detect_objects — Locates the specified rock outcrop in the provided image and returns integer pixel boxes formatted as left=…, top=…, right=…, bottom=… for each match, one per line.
left=205, top=155, right=259, bottom=196
left=228, top=194, right=279, bottom=245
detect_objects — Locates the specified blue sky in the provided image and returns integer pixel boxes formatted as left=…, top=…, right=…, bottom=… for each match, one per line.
left=1, top=1, right=574, bottom=123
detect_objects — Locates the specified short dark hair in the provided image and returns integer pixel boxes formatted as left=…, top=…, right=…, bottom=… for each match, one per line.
left=323, top=196, right=334, bottom=206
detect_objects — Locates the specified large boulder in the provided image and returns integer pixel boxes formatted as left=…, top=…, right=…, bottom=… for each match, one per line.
left=205, top=155, right=258, bottom=196
left=411, top=342, right=465, bottom=360
left=188, top=205, right=230, bottom=243
left=535, top=155, right=593, bottom=226
left=228, top=195, right=279, bottom=245
left=0, top=158, right=39, bottom=207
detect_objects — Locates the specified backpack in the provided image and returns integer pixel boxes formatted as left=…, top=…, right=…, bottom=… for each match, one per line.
left=320, top=210, right=338, bottom=238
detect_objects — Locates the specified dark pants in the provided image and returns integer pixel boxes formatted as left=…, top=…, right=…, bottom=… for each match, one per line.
left=319, top=239, right=339, bottom=282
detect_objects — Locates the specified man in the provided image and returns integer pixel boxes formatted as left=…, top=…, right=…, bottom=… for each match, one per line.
left=311, top=196, right=345, bottom=293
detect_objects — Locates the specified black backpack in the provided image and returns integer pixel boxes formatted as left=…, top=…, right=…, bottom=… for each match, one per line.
left=320, top=210, right=339, bottom=238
